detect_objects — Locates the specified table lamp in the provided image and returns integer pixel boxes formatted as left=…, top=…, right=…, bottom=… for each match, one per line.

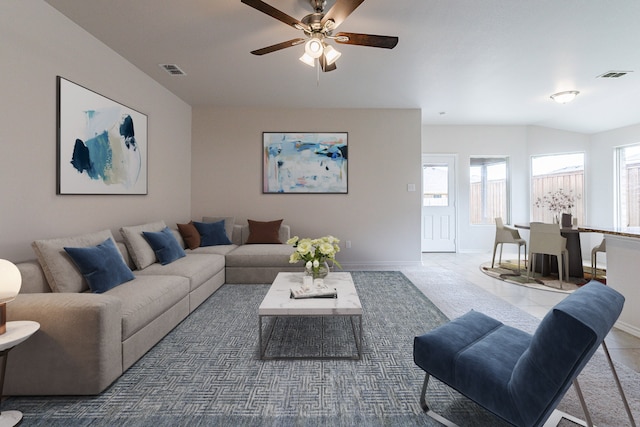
left=0, top=260, right=21, bottom=335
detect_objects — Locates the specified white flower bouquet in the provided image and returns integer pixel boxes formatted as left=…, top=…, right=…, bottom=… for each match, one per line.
left=287, top=235, right=342, bottom=277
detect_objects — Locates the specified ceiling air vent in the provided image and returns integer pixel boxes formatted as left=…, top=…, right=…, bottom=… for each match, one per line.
left=597, top=70, right=632, bottom=78
left=159, top=64, right=186, bottom=76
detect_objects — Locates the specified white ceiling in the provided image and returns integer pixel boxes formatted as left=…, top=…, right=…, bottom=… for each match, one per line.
left=45, top=0, right=640, bottom=134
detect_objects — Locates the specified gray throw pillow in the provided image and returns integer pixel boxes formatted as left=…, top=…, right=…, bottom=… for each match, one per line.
left=32, top=229, right=116, bottom=293
left=120, top=220, right=167, bottom=270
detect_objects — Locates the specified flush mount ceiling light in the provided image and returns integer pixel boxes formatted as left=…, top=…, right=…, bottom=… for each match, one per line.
left=550, top=90, right=580, bottom=104
left=242, top=0, right=398, bottom=73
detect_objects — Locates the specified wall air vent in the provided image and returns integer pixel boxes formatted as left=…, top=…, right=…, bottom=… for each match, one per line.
left=597, top=70, right=632, bottom=78
left=159, top=64, right=186, bottom=76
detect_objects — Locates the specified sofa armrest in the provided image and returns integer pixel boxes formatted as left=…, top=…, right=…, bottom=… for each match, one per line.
left=5, top=293, right=124, bottom=395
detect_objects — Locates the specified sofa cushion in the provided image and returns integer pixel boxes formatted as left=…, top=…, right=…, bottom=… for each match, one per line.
left=202, top=216, right=235, bottom=241
left=120, top=221, right=167, bottom=270
left=105, top=275, right=190, bottom=340
left=32, top=229, right=115, bottom=293
left=143, top=227, right=186, bottom=265
left=64, top=238, right=135, bottom=294
left=193, top=220, right=231, bottom=246
left=245, top=219, right=283, bottom=244
left=177, top=222, right=200, bottom=250
left=135, top=253, right=225, bottom=292
left=225, top=244, right=295, bottom=267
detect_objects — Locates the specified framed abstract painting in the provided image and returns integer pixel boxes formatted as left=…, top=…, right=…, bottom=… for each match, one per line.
left=57, top=76, right=148, bottom=195
left=263, top=132, right=348, bottom=194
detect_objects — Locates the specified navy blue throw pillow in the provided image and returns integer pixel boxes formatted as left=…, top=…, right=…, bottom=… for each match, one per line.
left=64, top=238, right=135, bottom=294
left=193, top=220, right=232, bottom=246
left=142, top=227, right=186, bottom=265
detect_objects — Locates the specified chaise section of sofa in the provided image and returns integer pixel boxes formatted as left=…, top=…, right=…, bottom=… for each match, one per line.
left=224, top=224, right=299, bottom=283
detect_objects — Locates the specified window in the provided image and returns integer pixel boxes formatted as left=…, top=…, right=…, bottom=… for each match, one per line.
left=531, top=153, right=584, bottom=224
left=423, top=164, right=449, bottom=206
left=469, top=157, right=508, bottom=225
left=616, top=144, right=640, bottom=226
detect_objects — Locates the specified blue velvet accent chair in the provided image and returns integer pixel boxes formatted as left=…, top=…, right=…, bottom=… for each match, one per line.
left=413, top=281, right=625, bottom=427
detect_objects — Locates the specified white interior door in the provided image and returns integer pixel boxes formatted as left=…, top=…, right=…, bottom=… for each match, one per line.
left=422, top=155, right=456, bottom=252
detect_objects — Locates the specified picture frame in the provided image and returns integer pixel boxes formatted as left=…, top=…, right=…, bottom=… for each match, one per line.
left=262, top=132, right=348, bottom=194
left=57, top=76, right=148, bottom=195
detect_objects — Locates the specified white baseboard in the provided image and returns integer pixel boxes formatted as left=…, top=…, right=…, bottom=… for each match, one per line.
left=614, top=320, right=640, bottom=339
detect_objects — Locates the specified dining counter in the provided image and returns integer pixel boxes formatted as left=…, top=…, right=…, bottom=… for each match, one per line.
left=578, top=225, right=640, bottom=238
left=578, top=225, right=640, bottom=338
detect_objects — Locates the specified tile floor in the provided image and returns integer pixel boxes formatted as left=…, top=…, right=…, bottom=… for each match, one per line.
left=416, top=251, right=640, bottom=374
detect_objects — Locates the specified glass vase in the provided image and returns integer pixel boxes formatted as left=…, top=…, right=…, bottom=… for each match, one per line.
left=305, top=261, right=330, bottom=279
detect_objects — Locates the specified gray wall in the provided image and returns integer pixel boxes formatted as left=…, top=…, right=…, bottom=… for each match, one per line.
left=1, top=1, right=192, bottom=261
left=191, top=107, right=423, bottom=267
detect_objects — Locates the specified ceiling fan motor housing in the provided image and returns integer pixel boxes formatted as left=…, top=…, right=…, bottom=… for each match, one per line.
left=302, top=12, right=327, bottom=33
left=311, top=0, right=327, bottom=13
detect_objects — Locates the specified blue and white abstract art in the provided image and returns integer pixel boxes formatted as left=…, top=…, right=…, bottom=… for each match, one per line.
left=57, top=77, right=148, bottom=194
left=263, top=132, right=348, bottom=193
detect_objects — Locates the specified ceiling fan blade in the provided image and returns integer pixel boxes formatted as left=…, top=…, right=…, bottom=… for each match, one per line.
left=321, top=0, right=365, bottom=29
left=251, top=38, right=306, bottom=55
left=241, top=0, right=309, bottom=31
left=320, top=55, right=337, bottom=72
left=335, top=32, right=399, bottom=49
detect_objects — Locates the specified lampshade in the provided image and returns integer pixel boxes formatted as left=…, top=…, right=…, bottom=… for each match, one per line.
left=305, top=37, right=324, bottom=59
left=299, top=52, right=316, bottom=67
left=323, top=44, right=341, bottom=66
left=550, top=90, right=579, bottom=104
left=0, top=259, right=21, bottom=303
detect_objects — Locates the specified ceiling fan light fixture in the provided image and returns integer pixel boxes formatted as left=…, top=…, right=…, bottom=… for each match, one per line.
left=550, top=90, right=579, bottom=104
left=305, top=37, right=324, bottom=59
left=299, top=52, right=316, bottom=67
left=323, top=44, right=341, bottom=65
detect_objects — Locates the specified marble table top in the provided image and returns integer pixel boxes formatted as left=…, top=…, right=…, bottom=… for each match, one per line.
left=259, top=272, right=362, bottom=316
left=578, top=225, right=640, bottom=239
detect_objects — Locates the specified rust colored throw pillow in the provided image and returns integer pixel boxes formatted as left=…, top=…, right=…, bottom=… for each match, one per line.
left=246, top=219, right=283, bottom=244
left=177, top=221, right=201, bottom=250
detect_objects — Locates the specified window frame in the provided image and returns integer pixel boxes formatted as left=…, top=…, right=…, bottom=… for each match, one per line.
left=530, top=152, right=585, bottom=224
left=469, top=156, right=510, bottom=225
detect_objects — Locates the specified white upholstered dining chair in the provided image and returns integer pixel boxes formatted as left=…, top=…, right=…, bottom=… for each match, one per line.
left=492, top=217, right=527, bottom=272
left=527, top=222, right=569, bottom=288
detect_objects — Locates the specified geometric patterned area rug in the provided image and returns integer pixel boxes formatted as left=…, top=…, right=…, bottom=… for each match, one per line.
left=5, top=271, right=511, bottom=427
left=480, top=259, right=597, bottom=293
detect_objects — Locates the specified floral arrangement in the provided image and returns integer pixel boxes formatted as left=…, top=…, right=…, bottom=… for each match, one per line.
left=534, top=189, right=578, bottom=215
left=287, top=235, right=341, bottom=276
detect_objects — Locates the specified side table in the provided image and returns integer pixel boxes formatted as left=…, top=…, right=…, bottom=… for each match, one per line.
left=0, top=321, right=40, bottom=427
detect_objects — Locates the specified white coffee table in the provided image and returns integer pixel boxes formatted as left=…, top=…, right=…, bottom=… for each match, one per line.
left=258, top=272, right=363, bottom=360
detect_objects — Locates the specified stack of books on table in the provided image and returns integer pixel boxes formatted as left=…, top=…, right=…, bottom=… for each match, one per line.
left=290, top=286, right=338, bottom=299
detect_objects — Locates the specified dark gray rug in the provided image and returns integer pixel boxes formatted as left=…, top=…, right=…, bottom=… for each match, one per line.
left=5, top=271, right=511, bottom=426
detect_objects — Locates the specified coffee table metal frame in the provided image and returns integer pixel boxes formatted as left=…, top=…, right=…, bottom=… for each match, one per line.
left=258, top=272, right=363, bottom=360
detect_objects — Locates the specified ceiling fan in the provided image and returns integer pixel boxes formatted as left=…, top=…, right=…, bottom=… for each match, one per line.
left=241, top=0, right=399, bottom=72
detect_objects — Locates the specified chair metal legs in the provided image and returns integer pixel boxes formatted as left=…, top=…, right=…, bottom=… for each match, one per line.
left=492, top=242, right=527, bottom=272
left=419, top=373, right=460, bottom=427
left=601, top=340, right=637, bottom=427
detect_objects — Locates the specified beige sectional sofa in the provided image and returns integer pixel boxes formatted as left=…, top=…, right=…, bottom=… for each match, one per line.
left=5, top=218, right=298, bottom=396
